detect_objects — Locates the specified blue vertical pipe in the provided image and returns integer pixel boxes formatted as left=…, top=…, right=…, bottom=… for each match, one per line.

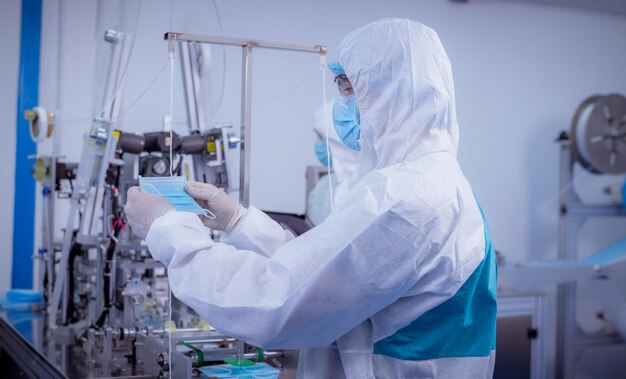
left=11, top=0, right=42, bottom=289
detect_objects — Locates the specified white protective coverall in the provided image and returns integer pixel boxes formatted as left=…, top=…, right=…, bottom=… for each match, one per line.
left=146, top=18, right=497, bottom=378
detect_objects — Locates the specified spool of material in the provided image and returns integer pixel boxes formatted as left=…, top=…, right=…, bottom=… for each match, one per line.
left=571, top=94, right=626, bottom=174
left=26, top=106, right=54, bottom=143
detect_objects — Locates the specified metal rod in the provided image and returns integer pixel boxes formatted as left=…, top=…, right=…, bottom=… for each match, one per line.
left=48, top=157, right=56, bottom=290
left=165, top=32, right=324, bottom=54
left=179, top=42, right=200, bottom=132
left=150, top=327, right=210, bottom=335
left=164, top=32, right=326, bottom=206
left=556, top=138, right=578, bottom=379
left=576, top=331, right=623, bottom=350
left=567, top=204, right=626, bottom=217
left=239, top=44, right=253, bottom=207
left=178, top=338, right=236, bottom=344
left=49, top=203, right=76, bottom=328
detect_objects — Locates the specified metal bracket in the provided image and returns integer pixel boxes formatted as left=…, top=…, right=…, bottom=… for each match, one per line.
left=164, top=32, right=326, bottom=207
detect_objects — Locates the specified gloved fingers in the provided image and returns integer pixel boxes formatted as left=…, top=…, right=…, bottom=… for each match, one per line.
left=125, top=186, right=147, bottom=215
left=126, top=186, right=142, bottom=201
left=127, top=186, right=166, bottom=203
left=185, top=181, right=220, bottom=201
left=124, top=188, right=148, bottom=239
left=124, top=186, right=174, bottom=240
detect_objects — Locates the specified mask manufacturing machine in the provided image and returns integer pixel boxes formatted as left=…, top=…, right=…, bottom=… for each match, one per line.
left=0, top=29, right=326, bottom=379
left=499, top=93, right=626, bottom=379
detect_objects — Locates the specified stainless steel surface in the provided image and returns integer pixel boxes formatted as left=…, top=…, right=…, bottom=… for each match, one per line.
left=135, top=333, right=194, bottom=378
left=555, top=122, right=626, bottom=378
left=557, top=135, right=577, bottom=379
left=1, top=310, right=144, bottom=378
left=240, top=43, right=253, bottom=207
left=179, top=42, right=205, bottom=133
left=1, top=310, right=295, bottom=378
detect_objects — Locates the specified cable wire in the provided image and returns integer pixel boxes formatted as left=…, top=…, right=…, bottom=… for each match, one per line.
left=167, top=49, right=174, bottom=379
left=321, top=69, right=334, bottom=212
left=96, top=0, right=143, bottom=119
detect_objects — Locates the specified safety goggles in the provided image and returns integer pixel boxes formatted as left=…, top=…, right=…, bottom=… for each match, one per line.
left=334, top=74, right=354, bottom=97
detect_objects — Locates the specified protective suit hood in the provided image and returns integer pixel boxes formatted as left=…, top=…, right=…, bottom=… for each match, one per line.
left=338, top=19, right=459, bottom=179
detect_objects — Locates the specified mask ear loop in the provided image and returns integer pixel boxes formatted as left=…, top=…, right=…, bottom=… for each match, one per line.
left=202, top=209, right=217, bottom=220
left=140, top=182, right=162, bottom=196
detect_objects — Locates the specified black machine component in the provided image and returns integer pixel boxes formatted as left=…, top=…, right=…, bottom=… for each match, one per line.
left=116, top=131, right=145, bottom=154
left=265, top=212, right=313, bottom=236
left=180, top=133, right=207, bottom=154
left=54, top=161, right=78, bottom=192
left=114, top=130, right=229, bottom=178
left=143, top=131, right=181, bottom=153
left=141, top=155, right=178, bottom=177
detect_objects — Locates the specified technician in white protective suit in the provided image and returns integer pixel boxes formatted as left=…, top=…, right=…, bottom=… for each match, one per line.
left=307, top=99, right=359, bottom=225
left=125, top=18, right=497, bottom=378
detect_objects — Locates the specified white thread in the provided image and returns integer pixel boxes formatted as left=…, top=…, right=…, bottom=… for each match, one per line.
left=168, top=49, right=174, bottom=379
left=203, top=209, right=217, bottom=220
left=321, top=69, right=334, bottom=212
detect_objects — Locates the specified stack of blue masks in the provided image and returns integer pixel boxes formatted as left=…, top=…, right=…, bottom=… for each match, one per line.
left=139, top=176, right=214, bottom=218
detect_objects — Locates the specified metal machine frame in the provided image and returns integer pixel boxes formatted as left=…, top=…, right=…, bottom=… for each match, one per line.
left=48, top=29, right=130, bottom=329
left=165, top=32, right=327, bottom=207
left=18, top=29, right=327, bottom=379
left=556, top=134, right=626, bottom=378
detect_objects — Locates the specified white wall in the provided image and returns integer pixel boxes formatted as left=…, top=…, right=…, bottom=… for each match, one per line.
left=0, top=1, right=22, bottom=298
left=29, top=0, right=626, bottom=377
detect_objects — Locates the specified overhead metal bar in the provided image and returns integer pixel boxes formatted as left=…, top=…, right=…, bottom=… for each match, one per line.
left=164, top=32, right=327, bottom=207
left=165, top=32, right=325, bottom=54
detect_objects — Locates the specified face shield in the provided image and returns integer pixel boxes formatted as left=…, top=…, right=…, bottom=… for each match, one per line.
left=334, top=74, right=354, bottom=97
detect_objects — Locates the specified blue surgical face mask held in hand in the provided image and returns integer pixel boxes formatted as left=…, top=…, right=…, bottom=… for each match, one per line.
left=332, top=95, right=361, bottom=151
left=139, top=176, right=215, bottom=219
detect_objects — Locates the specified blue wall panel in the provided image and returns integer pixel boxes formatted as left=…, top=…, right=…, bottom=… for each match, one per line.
left=12, top=0, right=42, bottom=289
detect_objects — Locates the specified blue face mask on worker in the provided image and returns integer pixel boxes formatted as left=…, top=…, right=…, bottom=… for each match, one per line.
left=139, top=176, right=215, bottom=218
left=332, top=94, right=361, bottom=151
left=329, top=63, right=361, bottom=151
left=315, top=139, right=332, bottom=167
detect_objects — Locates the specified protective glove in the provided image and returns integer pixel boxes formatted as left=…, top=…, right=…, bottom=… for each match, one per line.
left=332, top=96, right=361, bottom=151
left=124, top=186, right=175, bottom=240
left=185, top=181, right=246, bottom=233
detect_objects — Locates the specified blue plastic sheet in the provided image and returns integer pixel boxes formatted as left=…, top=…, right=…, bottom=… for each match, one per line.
left=0, top=289, right=44, bottom=311
left=199, top=362, right=280, bottom=379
